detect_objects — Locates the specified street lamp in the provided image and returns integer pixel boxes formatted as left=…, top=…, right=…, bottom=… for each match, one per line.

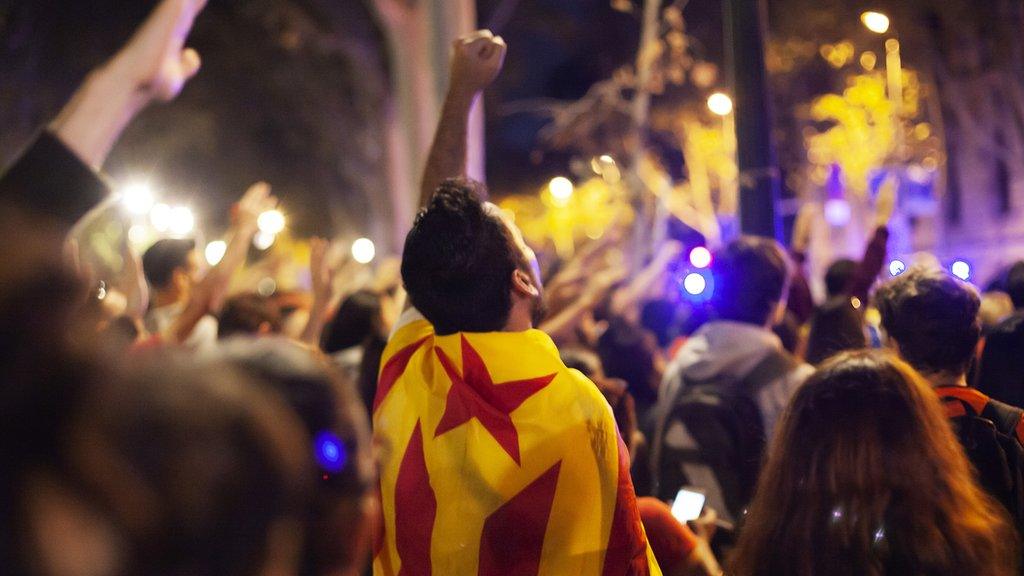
left=707, top=92, right=733, bottom=116
left=861, top=11, right=903, bottom=158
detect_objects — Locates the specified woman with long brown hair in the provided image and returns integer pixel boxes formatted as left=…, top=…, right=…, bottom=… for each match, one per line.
left=731, top=350, right=1018, bottom=576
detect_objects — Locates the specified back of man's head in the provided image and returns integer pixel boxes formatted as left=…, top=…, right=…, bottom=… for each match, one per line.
left=825, top=258, right=857, bottom=299
left=218, top=294, right=282, bottom=339
left=875, top=266, right=980, bottom=377
left=711, top=236, right=790, bottom=326
left=1005, top=261, right=1024, bottom=309
left=401, top=178, right=526, bottom=335
left=142, top=238, right=195, bottom=290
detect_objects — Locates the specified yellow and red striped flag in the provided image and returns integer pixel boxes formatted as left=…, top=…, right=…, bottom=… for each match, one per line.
left=372, top=314, right=661, bottom=575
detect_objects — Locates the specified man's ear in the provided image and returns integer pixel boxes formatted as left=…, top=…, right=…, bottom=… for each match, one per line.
left=511, top=269, right=539, bottom=298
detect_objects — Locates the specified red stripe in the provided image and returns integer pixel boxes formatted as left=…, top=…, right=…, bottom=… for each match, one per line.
left=374, top=337, right=429, bottom=413
left=602, top=432, right=650, bottom=576
left=395, top=421, right=436, bottom=576
left=478, top=462, right=562, bottom=576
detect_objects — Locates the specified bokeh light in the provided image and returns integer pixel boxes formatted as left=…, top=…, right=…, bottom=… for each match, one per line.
left=549, top=176, right=574, bottom=205
left=707, top=92, right=734, bottom=116
left=120, top=182, right=155, bottom=215
left=352, top=237, right=376, bottom=264
left=313, top=431, right=347, bottom=473
left=824, top=199, right=852, bottom=226
left=689, top=246, right=712, bottom=269
left=167, top=206, right=194, bottom=237
left=205, top=240, right=227, bottom=266
left=683, top=272, right=707, bottom=295
left=951, top=260, right=971, bottom=281
left=257, top=209, right=286, bottom=235
left=150, top=203, right=171, bottom=232
left=861, top=11, right=890, bottom=34
left=889, top=259, right=906, bottom=277
left=253, top=231, right=276, bottom=250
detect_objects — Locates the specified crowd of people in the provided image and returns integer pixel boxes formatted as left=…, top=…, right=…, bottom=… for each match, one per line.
left=7, top=1, right=1024, bottom=575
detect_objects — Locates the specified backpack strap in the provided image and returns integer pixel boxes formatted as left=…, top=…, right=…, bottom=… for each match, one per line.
left=937, top=386, right=1024, bottom=446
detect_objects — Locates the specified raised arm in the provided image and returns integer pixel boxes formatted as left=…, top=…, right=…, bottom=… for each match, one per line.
left=170, top=182, right=276, bottom=343
left=50, top=0, right=207, bottom=170
left=419, top=30, right=506, bottom=208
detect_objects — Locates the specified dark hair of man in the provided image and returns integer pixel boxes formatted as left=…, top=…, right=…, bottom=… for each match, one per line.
left=711, top=236, right=790, bottom=326
left=875, top=266, right=981, bottom=376
left=401, top=178, right=529, bottom=335
left=1006, top=261, right=1024, bottom=309
left=825, top=258, right=858, bottom=299
left=321, top=290, right=382, bottom=354
left=218, top=294, right=283, bottom=339
left=805, top=297, right=868, bottom=365
left=142, top=238, right=196, bottom=289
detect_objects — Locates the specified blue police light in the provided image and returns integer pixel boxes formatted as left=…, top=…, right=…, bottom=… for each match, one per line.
left=313, top=431, right=347, bottom=474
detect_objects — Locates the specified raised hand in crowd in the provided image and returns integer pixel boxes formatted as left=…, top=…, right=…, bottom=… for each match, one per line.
left=300, top=237, right=341, bottom=346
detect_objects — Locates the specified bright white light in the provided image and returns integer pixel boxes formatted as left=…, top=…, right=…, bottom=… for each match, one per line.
left=257, top=277, right=277, bottom=297
left=707, top=92, right=734, bottom=116
left=257, top=209, right=286, bottom=235
left=150, top=203, right=172, bottom=232
left=951, top=260, right=971, bottom=281
left=861, top=11, right=890, bottom=34
left=120, top=182, right=155, bottom=215
left=549, top=176, right=574, bottom=204
left=683, top=273, right=707, bottom=296
left=889, top=259, right=906, bottom=277
left=824, top=198, right=852, bottom=226
left=689, top=246, right=713, bottom=269
left=167, top=206, right=194, bottom=237
left=128, top=224, right=148, bottom=245
left=352, top=237, right=376, bottom=264
left=253, top=231, right=276, bottom=250
left=205, top=240, right=227, bottom=266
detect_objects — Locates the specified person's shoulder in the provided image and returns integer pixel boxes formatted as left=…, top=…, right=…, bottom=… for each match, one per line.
left=989, top=312, right=1024, bottom=339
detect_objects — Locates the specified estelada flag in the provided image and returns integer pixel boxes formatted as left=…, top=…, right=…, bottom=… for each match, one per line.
left=372, top=313, right=661, bottom=575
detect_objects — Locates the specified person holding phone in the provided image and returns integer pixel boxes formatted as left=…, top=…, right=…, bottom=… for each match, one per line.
left=638, top=497, right=722, bottom=576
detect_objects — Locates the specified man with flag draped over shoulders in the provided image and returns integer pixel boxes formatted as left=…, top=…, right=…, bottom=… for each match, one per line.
left=371, top=29, right=661, bottom=576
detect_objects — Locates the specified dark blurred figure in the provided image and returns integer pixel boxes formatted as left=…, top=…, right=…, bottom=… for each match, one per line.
left=654, top=237, right=812, bottom=522
left=804, top=297, right=868, bottom=365
left=597, top=316, right=663, bottom=419
left=877, top=266, right=1024, bottom=532
left=978, top=262, right=1024, bottom=408
left=825, top=258, right=859, bottom=299
left=641, top=299, right=681, bottom=351
left=322, top=290, right=389, bottom=416
left=7, top=353, right=310, bottom=576
left=218, top=294, right=283, bottom=339
left=219, top=338, right=374, bottom=576
left=731, top=351, right=1018, bottom=576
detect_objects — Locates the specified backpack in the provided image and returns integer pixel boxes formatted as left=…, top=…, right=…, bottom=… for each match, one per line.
left=938, top=386, right=1024, bottom=534
left=650, top=350, right=798, bottom=523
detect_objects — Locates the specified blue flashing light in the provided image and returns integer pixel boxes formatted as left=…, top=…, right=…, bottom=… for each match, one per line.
left=314, top=431, right=347, bottom=474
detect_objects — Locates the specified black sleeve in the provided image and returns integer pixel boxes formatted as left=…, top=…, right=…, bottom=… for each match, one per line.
left=0, top=131, right=110, bottom=232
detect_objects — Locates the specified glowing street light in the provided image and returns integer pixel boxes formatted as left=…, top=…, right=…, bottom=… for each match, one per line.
left=683, top=273, right=708, bottom=296
left=707, top=92, right=733, bottom=116
left=167, top=206, right=194, bottom=237
left=351, top=237, right=376, bottom=264
left=150, top=203, right=172, bottom=232
left=549, top=176, right=574, bottom=205
left=119, top=182, right=155, bottom=215
left=861, top=11, right=890, bottom=35
left=257, top=209, right=286, bottom=235
left=205, top=240, right=227, bottom=266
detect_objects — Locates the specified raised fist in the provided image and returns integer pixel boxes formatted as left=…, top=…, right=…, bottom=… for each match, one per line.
left=450, top=30, right=507, bottom=95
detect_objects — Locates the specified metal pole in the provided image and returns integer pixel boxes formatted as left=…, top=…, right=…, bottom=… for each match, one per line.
left=725, top=0, right=782, bottom=240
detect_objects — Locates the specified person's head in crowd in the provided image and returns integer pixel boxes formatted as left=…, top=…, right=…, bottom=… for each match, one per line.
left=875, top=266, right=980, bottom=383
left=142, top=238, right=199, bottom=307
left=561, top=346, right=628, bottom=408
left=731, top=351, right=1018, bottom=576
left=980, top=291, right=1014, bottom=333
left=596, top=317, right=661, bottom=408
left=772, top=309, right=801, bottom=354
left=11, top=352, right=310, bottom=576
left=218, top=338, right=374, bottom=576
left=641, top=299, right=679, bottom=350
left=825, top=258, right=858, bottom=299
left=804, top=297, right=868, bottom=365
left=401, top=178, right=543, bottom=335
left=711, top=236, right=790, bottom=327
left=1005, top=261, right=1024, bottom=310
left=218, top=294, right=283, bottom=339
left=322, top=290, right=384, bottom=354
